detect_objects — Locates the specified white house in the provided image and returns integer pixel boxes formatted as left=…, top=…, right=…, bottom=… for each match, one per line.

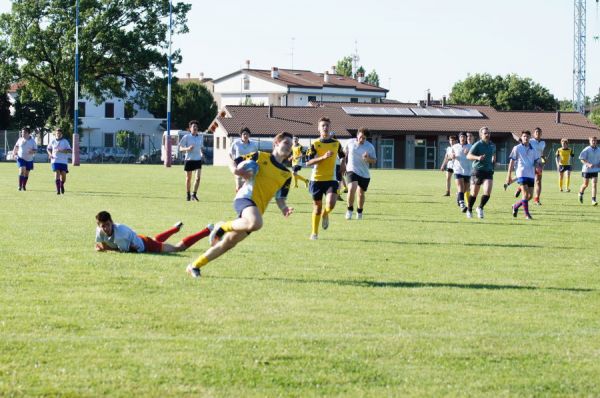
left=212, top=63, right=388, bottom=109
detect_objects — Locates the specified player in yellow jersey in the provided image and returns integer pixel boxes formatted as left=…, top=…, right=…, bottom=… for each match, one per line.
left=289, top=136, right=309, bottom=188
left=185, top=132, right=294, bottom=278
left=555, top=138, right=574, bottom=192
left=306, top=117, right=345, bottom=240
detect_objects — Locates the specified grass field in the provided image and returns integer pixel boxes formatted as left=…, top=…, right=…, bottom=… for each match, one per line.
left=1, top=162, right=600, bottom=397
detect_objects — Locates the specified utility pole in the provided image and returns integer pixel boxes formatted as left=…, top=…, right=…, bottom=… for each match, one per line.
left=352, top=40, right=360, bottom=78
left=573, top=0, right=586, bottom=114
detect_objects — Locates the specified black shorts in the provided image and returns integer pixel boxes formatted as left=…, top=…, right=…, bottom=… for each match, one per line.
left=292, top=165, right=302, bottom=173
left=233, top=198, right=256, bottom=217
left=559, top=165, right=572, bottom=172
left=471, top=170, right=494, bottom=186
left=582, top=172, right=599, bottom=179
left=446, top=168, right=454, bottom=173
left=346, top=172, right=371, bottom=192
left=335, top=165, right=342, bottom=181
left=454, top=174, right=471, bottom=183
left=309, top=180, right=339, bottom=201
left=184, top=160, right=203, bottom=172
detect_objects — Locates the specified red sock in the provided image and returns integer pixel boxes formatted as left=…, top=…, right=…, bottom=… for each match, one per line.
left=180, top=227, right=211, bottom=248
left=154, top=226, right=180, bottom=242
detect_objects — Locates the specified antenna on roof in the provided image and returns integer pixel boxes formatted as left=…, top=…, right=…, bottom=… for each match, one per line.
left=289, top=37, right=295, bottom=70
left=352, top=40, right=360, bottom=78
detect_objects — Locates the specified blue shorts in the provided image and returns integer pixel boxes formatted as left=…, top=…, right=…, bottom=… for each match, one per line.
left=233, top=198, right=256, bottom=217
left=517, top=177, right=535, bottom=187
left=559, top=165, right=571, bottom=172
left=51, top=163, right=69, bottom=173
left=309, top=180, right=339, bottom=201
left=292, top=165, right=302, bottom=173
left=454, top=174, right=470, bottom=182
left=16, top=158, right=34, bottom=171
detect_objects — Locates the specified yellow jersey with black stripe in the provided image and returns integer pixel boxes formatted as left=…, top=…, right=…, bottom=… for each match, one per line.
left=307, top=138, right=345, bottom=181
left=235, top=151, right=292, bottom=214
left=555, top=147, right=574, bottom=166
left=291, top=144, right=305, bottom=166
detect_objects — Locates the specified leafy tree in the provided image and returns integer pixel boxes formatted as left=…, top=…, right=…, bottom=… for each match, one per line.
left=116, top=129, right=141, bottom=156
left=558, top=99, right=576, bottom=112
left=12, top=85, right=57, bottom=131
left=365, top=70, right=380, bottom=87
left=589, top=108, right=600, bottom=128
left=336, top=56, right=353, bottom=77
left=0, top=0, right=191, bottom=138
left=144, top=79, right=217, bottom=130
left=449, top=73, right=557, bottom=111
left=0, top=92, right=10, bottom=129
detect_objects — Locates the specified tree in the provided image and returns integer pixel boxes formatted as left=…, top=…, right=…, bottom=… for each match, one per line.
left=144, top=80, right=217, bottom=131
left=0, top=92, right=10, bottom=129
left=449, top=73, right=557, bottom=111
left=0, top=0, right=191, bottom=138
left=365, top=70, right=380, bottom=87
left=558, top=99, right=576, bottom=112
left=116, top=129, right=141, bottom=156
left=12, top=85, right=57, bottom=131
left=336, top=56, right=353, bottom=78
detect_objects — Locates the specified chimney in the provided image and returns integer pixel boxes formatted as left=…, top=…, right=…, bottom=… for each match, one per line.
left=271, top=67, right=279, bottom=79
left=442, top=95, right=447, bottom=107
left=419, top=100, right=426, bottom=108
left=324, top=71, right=330, bottom=83
left=556, top=110, right=561, bottom=124
left=426, top=90, right=431, bottom=107
left=357, top=72, right=365, bottom=83
left=331, top=65, right=337, bottom=75
left=199, top=72, right=204, bottom=81
left=268, top=105, right=273, bottom=118
left=186, top=73, right=191, bottom=78
left=245, top=60, right=250, bottom=69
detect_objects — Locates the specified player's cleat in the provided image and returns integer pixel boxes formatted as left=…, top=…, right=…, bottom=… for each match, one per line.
left=525, top=215, right=533, bottom=220
left=304, top=180, right=309, bottom=188
left=186, top=193, right=191, bottom=201
left=566, top=189, right=571, bottom=192
left=443, top=191, right=450, bottom=197
left=322, top=213, right=329, bottom=230
left=466, top=210, right=473, bottom=219
left=461, top=204, right=468, bottom=213
left=593, top=200, right=598, bottom=206
left=534, top=200, right=542, bottom=206
left=186, top=264, right=201, bottom=278
left=22, top=186, right=26, bottom=191
left=60, top=185, right=65, bottom=194
left=560, top=189, right=563, bottom=192
left=206, top=223, right=214, bottom=232
left=515, top=189, right=521, bottom=198
left=345, top=210, right=352, bottom=220
left=579, top=193, right=584, bottom=204
left=191, top=193, right=199, bottom=201
left=343, top=188, right=348, bottom=193
left=356, top=213, right=363, bottom=220
left=18, top=186, right=22, bottom=191
left=503, top=183, right=508, bottom=191
left=173, top=221, right=183, bottom=230
left=309, top=234, right=318, bottom=240
left=476, top=207, right=484, bottom=219
left=512, top=205, right=518, bottom=218
left=209, top=221, right=224, bottom=246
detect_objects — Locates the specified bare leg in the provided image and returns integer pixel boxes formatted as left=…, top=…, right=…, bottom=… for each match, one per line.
left=346, top=181, right=358, bottom=209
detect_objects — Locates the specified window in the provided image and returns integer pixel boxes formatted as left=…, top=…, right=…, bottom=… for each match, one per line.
left=350, top=98, right=359, bottom=103
left=243, top=76, right=250, bottom=90
left=308, top=96, right=317, bottom=102
left=216, top=137, right=220, bottom=150
left=105, top=102, right=114, bottom=118
left=104, top=133, right=114, bottom=147
left=78, top=102, right=86, bottom=117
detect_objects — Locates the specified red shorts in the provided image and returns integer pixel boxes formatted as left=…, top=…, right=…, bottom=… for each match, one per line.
left=138, top=235, right=163, bottom=253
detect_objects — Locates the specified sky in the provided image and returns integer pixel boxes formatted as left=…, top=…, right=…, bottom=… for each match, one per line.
left=2, top=0, right=600, bottom=103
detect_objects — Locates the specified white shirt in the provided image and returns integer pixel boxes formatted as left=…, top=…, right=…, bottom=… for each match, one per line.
left=579, top=145, right=600, bottom=173
left=95, top=223, right=145, bottom=253
left=15, top=137, right=37, bottom=162
left=451, top=143, right=472, bottom=176
left=345, top=139, right=376, bottom=178
left=49, top=138, right=71, bottom=164
left=530, top=138, right=546, bottom=159
left=230, top=139, right=258, bottom=159
left=510, top=143, right=540, bottom=179
left=445, top=146, right=455, bottom=169
left=179, top=133, right=204, bottom=161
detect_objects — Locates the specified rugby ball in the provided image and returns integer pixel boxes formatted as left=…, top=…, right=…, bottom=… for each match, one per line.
left=237, top=159, right=259, bottom=178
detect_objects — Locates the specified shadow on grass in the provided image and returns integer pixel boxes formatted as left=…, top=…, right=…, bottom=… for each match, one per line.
left=214, top=276, right=595, bottom=293
left=332, top=238, right=570, bottom=249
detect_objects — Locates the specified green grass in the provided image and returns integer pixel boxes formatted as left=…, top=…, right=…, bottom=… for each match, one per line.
left=1, top=163, right=600, bottom=397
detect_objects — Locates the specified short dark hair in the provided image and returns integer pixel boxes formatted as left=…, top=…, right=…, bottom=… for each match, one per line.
left=21, top=127, right=31, bottom=134
left=521, top=130, right=531, bottom=136
left=458, top=132, right=466, bottom=137
left=449, top=135, right=458, bottom=141
left=188, top=120, right=199, bottom=128
left=274, top=131, right=293, bottom=143
left=358, top=127, right=370, bottom=137
left=95, top=211, right=112, bottom=223
left=240, top=127, right=251, bottom=136
left=318, top=117, right=331, bottom=124
left=534, top=127, right=542, bottom=133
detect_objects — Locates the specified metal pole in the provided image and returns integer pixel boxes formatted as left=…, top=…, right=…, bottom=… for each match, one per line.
left=164, top=0, right=173, bottom=167
left=72, top=0, right=81, bottom=165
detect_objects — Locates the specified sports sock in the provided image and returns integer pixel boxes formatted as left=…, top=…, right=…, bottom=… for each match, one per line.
left=296, top=174, right=307, bottom=183
left=467, top=195, right=476, bottom=211
left=566, top=175, right=571, bottom=189
left=18, top=175, right=23, bottom=188
left=60, top=180, right=65, bottom=193
left=534, top=196, right=539, bottom=203
left=23, top=176, right=28, bottom=188
left=192, top=255, right=209, bottom=269
left=593, top=197, right=597, bottom=202
left=357, top=208, right=363, bottom=214
left=458, top=192, right=465, bottom=203
left=347, top=206, right=354, bottom=212
left=311, top=213, right=321, bottom=235
left=293, top=175, right=298, bottom=187
left=187, top=192, right=191, bottom=200
left=559, top=175, right=563, bottom=190
left=480, top=195, right=490, bottom=209
left=464, top=191, right=470, bottom=203
left=322, top=207, right=332, bottom=217
left=221, top=221, right=234, bottom=232
left=522, top=199, right=530, bottom=216
left=514, top=200, right=523, bottom=210
left=154, top=226, right=181, bottom=242
left=181, top=226, right=211, bottom=248
left=55, top=179, right=61, bottom=193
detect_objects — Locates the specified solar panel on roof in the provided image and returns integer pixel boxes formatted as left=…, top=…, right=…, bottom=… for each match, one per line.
left=342, top=106, right=415, bottom=116
left=410, top=107, right=483, bottom=118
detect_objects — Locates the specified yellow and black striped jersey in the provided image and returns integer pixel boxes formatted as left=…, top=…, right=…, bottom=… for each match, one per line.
left=291, top=144, right=305, bottom=166
left=235, top=151, right=292, bottom=214
left=307, top=138, right=345, bottom=181
left=555, top=147, right=574, bottom=166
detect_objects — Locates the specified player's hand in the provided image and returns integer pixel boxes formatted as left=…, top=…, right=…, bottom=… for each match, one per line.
left=95, top=244, right=105, bottom=251
left=282, top=206, right=294, bottom=217
left=235, top=168, right=253, bottom=180
left=322, top=150, right=333, bottom=159
left=479, top=154, right=486, bottom=161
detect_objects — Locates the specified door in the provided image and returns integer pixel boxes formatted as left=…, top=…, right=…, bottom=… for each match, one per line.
left=379, top=139, right=395, bottom=168
left=426, top=146, right=436, bottom=169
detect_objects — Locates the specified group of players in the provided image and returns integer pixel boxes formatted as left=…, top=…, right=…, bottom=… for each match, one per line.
left=440, top=127, right=600, bottom=220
